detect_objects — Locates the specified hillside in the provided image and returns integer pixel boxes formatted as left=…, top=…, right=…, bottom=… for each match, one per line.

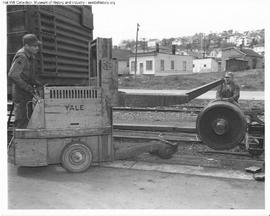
left=118, top=69, right=264, bottom=91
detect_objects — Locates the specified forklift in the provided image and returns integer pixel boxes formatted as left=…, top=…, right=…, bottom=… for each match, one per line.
left=8, top=38, right=117, bottom=173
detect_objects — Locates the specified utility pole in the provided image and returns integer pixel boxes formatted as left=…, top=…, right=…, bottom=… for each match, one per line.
left=134, top=23, right=140, bottom=79
left=202, top=33, right=206, bottom=58
left=142, top=38, right=146, bottom=52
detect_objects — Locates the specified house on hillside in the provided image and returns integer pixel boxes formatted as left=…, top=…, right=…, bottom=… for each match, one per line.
left=112, top=48, right=131, bottom=75
left=209, top=48, right=222, bottom=59
left=129, top=51, right=193, bottom=76
left=253, top=44, right=265, bottom=56
left=221, top=47, right=264, bottom=72
left=186, top=51, right=204, bottom=59
left=193, top=58, right=220, bottom=73
left=172, top=38, right=182, bottom=46
left=147, top=39, right=160, bottom=48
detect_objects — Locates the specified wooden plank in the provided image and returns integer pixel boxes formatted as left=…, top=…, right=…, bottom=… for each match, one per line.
left=113, top=123, right=196, bottom=133
left=44, top=98, right=103, bottom=129
left=14, top=127, right=112, bottom=139
left=45, top=114, right=102, bottom=129
left=47, top=138, right=66, bottom=164
left=113, top=134, right=200, bottom=143
left=15, top=138, right=48, bottom=166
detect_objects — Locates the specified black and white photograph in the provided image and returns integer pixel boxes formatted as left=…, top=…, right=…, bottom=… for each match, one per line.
left=0, top=0, right=269, bottom=215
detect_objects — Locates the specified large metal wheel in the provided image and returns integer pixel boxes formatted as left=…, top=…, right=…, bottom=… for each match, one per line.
left=196, top=101, right=247, bottom=150
left=61, top=141, right=93, bottom=173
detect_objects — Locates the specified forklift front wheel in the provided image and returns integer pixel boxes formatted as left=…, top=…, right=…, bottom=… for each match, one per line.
left=61, top=141, right=93, bottom=173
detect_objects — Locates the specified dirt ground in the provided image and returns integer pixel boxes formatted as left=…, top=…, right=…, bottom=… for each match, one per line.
left=8, top=163, right=264, bottom=209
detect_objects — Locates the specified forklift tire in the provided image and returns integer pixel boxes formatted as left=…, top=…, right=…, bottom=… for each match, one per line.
left=61, top=141, right=93, bottom=173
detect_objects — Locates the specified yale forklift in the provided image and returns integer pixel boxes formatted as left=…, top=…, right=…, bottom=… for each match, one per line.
left=8, top=38, right=117, bottom=172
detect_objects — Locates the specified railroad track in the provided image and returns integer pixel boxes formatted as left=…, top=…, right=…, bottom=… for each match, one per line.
left=113, top=105, right=264, bottom=117
left=112, top=123, right=264, bottom=171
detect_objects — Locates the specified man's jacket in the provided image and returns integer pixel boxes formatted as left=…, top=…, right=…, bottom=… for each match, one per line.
left=216, top=81, right=240, bottom=102
left=8, top=47, right=37, bottom=102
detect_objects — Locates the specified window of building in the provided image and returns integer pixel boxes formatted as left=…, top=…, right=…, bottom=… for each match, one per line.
left=131, top=61, right=135, bottom=71
left=204, top=64, right=206, bottom=67
left=193, top=64, right=195, bottom=68
left=171, top=60, right=175, bottom=70
left=183, top=61, right=187, bottom=71
left=160, top=60, right=164, bottom=71
left=146, top=60, right=153, bottom=70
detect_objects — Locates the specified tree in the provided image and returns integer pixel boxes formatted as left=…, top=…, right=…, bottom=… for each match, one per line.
left=220, top=42, right=235, bottom=49
left=119, top=39, right=136, bottom=50
left=185, top=43, right=192, bottom=51
left=249, top=38, right=258, bottom=48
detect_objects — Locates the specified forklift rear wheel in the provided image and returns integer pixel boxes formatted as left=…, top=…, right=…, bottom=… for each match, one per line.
left=61, top=141, right=93, bottom=173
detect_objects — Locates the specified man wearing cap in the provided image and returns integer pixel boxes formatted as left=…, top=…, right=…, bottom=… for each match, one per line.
left=8, top=34, right=42, bottom=128
left=216, top=72, right=240, bottom=103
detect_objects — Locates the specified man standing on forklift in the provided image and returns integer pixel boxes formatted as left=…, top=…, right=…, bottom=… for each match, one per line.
left=8, top=34, right=43, bottom=128
left=216, top=72, right=240, bottom=103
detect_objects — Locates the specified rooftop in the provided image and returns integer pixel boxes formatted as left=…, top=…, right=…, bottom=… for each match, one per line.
left=222, top=47, right=263, bottom=58
left=241, top=48, right=263, bottom=58
left=112, top=49, right=132, bottom=61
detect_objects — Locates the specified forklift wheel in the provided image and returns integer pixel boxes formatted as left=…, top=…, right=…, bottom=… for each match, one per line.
left=61, top=141, right=93, bottom=173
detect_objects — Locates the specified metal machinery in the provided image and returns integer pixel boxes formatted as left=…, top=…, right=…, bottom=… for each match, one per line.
left=8, top=38, right=117, bottom=173
left=7, top=5, right=118, bottom=172
left=196, top=100, right=247, bottom=150
left=9, top=85, right=114, bottom=172
left=189, top=80, right=263, bottom=153
left=196, top=102, right=264, bottom=156
left=196, top=98, right=264, bottom=154
left=117, top=79, right=264, bottom=157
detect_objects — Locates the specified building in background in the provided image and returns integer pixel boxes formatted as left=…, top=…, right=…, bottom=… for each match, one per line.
left=112, top=48, right=131, bottom=75
left=221, top=47, right=264, bottom=71
left=253, top=44, right=265, bottom=56
left=193, top=58, right=220, bottom=73
left=129, top=50, right=193, bottom=76
left=209, top=48, right=222, bottom=59
left=147, top=39, right=160, bottom=48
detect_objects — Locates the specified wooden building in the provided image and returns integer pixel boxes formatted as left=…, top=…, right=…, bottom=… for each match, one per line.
left=112, top=48, right=131, bottom=75
left=221, top=47, right=264, bottom=72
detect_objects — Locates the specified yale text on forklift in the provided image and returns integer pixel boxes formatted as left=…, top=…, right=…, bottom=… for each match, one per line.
left=65, top=104, right=84, bottom=112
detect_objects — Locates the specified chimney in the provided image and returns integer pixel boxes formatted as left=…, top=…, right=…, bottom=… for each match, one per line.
left=240, top=38, right=244, bottom=50
left=156, top=43, right=159, bottom=52
left=172, top=44, right=176, bottom=55
left=239, top=44, right=243, bottom=50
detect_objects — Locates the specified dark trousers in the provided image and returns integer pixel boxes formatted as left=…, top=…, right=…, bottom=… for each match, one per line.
left=14, top=100, right=33, bottom=129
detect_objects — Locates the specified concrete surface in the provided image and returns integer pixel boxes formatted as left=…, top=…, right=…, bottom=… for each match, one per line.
left=8, top=162, right=264, bottom=209
left=119, top=89, right=264, bottom=100
left=102, top=160, right=256, bottom=180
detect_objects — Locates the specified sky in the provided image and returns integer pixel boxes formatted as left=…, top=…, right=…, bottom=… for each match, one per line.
left=92, top=0, right=268, bottom=45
